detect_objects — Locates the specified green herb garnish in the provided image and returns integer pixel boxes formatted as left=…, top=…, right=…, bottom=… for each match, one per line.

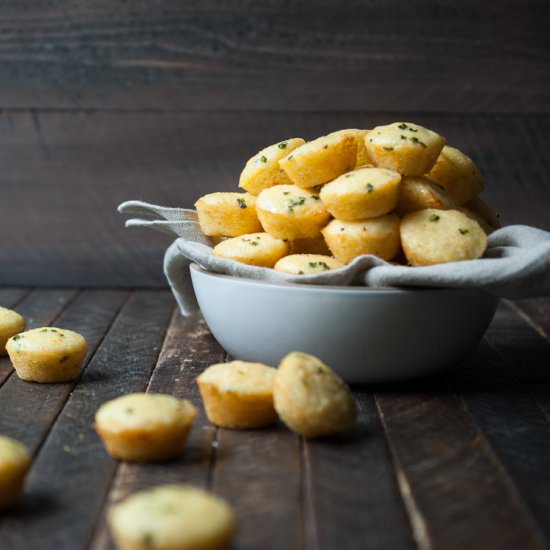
left=142, top=533, right=155, bottom=548
left=309, top=262, right=318, bottom=268
left=366, top=183, right=374, bottom=193
left=398, top=123, right=408, bottom=130
left=278, top=142, right=287, bottom=149
left=410, top=136, right=427, bottom=148
left=260, top=155, right=268, bottom=163
left=458, top=228, right=469, bottom=235
left=345, top=174, right=353, bottom=178
left=237, top=198, right=247, bottom=209
left=287, top=196, right=306, bottom=213
left=383, top=146, right=394, bottom=151
left=311, top=195, right=320, bottom=201
left=429, top=214, right=440, bottom=222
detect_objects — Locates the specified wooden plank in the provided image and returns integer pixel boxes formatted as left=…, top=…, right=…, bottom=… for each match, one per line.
left=0, top=288, right=29, bottom=307
left=512, top=298, right=550, bottom=342
left=0, top=290, right=173, bottom=550
left=0, top=1, right=547, bottom=112
left=451, top=335, right=550, bottom=543
left=0, top=111, right=548, bottom=287
left=449, top=300, right=550, bottom=542
left=304, top=393, right=415, bottom=550
left=0, top=289, right=76, bottom=386
left=212, top=427, right=302, bottom=550
left=90, top=312, right=224, bottom=550
left=0, top=290, right=127, bottom=452
left=375, top=379, right=544, bottom=549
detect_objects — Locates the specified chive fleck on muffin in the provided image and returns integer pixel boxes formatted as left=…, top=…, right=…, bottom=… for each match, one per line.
left=108, top=484, right=236, bottom=550
left=0, top=435, right=31, bottom=511
left=274, top=352, right=357, bottom=438
left=95, top=393, right=197, bottom=463
left=0, top=306, right=25, bottom=356
left=6, top=327, right=88, bottom=383
left=197, top=361, right=277, bottom=429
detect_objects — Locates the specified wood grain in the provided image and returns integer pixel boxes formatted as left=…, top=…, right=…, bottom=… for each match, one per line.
left=0, top=288, right=29, bottom=307
left=0, top=290, right=173, bottom=550
left=0, top=289, right=76, bottom=385
left=0, top=111, right=548, bottom=287
left=450, top=300, right=550, bottom=541
left=0, top=1, right=547, bottom=112
left=375, top=379, right=544, bottom=549
left=0, top=290, right=127, bottom=452
left=90, top=312, right=224, bottom=550
left=304, top=393, right=415, bottom=550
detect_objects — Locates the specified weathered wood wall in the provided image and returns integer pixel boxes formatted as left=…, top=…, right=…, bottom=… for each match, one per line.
left=0, top=1, right=549, bottom=286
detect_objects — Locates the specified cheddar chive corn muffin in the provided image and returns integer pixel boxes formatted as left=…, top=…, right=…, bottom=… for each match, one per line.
left=274, top=352, right=357, bottom=438
left=0, top=435, right=31, bottom=511
left=95, top=393, right=197, bottom=462
left=0, top=306, right=25, bottom=356
left=6, top=327, right=88, bottom=383
left=197, top=361, right=277, bottom=429
left=109, top=484, right=236, bottom=550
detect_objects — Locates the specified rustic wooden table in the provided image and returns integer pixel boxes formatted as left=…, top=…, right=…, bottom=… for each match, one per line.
left=1, top=287, right=549, bottom=550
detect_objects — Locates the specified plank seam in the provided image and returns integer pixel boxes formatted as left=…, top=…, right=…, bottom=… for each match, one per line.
left=507, top=300, right=549, bottom=341
left=85, top=299, right=176, bottom=550
left=373, top=394, right=430, bottom=550
left=1, top=108, right=550, bottom=116
left=28, top=290, right=130, bottom=468
left=451, top=376, right=548, bottom=548
left=300, top=437, right=318, bottom=550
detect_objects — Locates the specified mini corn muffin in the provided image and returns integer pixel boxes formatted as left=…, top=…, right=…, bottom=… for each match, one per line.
left=239, top=137, right=305, bottom=195
left=427, top=145, right=484, bottom=204
left=108, top=484, right=236, bottom=550
left=95, top=393, right=197, bottom=462
left=274, top=352, right=357, bottom=438
left=6, top=327, right=88, bottom=383
left=464, top=196, right=500, bottom=230
left=195, top=192, right=262, bottom=237
left=274, top=254, right=344, bottom=275
left=320, top=167, right=401, bottom=220
left=365, top=122, right=446, bottom=176
left=289, top=235, right=331, bottom=256
left=0, top=435, right=31, bottom=511
left=400, top=208, right=487, bottom=266
left=279, top=132, right=357, bottom=188
left=212, top=232, right=289, bottom=268
left=0, top=306, right=25, bottom=356
left=327, top=128, right=373, bottom=168
left=395, top=175, right=458, bottom=216
left=256, top=184, right=331, bottom=240
left=197, top=361, right=277, bottom=429
left=322, top=214, right=401, bottom=264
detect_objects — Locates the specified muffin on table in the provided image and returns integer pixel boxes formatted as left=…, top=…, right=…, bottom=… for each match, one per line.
left=95, top=393, right=197, bottom=462
left=6, top=327, right=88, bottom=383
left=0, top=435, right=31, bottom=511
left=0, top=306, right=25, bottom=356
left=197, top=360, right=277, bottom=429
left=274, top=352, right=357, bottom=439
left=108, top=484, right=236, bottom=550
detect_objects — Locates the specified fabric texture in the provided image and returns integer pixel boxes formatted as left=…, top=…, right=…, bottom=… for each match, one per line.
left=119, top=200, right=550, bottom=316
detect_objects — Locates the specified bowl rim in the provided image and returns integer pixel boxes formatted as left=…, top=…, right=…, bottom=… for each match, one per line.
left=189, top=263, right=492, bottom=297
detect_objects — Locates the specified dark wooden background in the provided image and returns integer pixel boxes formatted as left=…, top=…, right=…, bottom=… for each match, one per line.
left=1, top=1, right=549, bottom=286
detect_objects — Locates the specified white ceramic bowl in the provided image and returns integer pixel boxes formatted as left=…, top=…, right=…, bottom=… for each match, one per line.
left=190, top=264, right=498, bottom=383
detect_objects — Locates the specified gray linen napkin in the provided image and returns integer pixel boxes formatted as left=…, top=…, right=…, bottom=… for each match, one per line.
left=119, top=200, right=550, bottom=316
